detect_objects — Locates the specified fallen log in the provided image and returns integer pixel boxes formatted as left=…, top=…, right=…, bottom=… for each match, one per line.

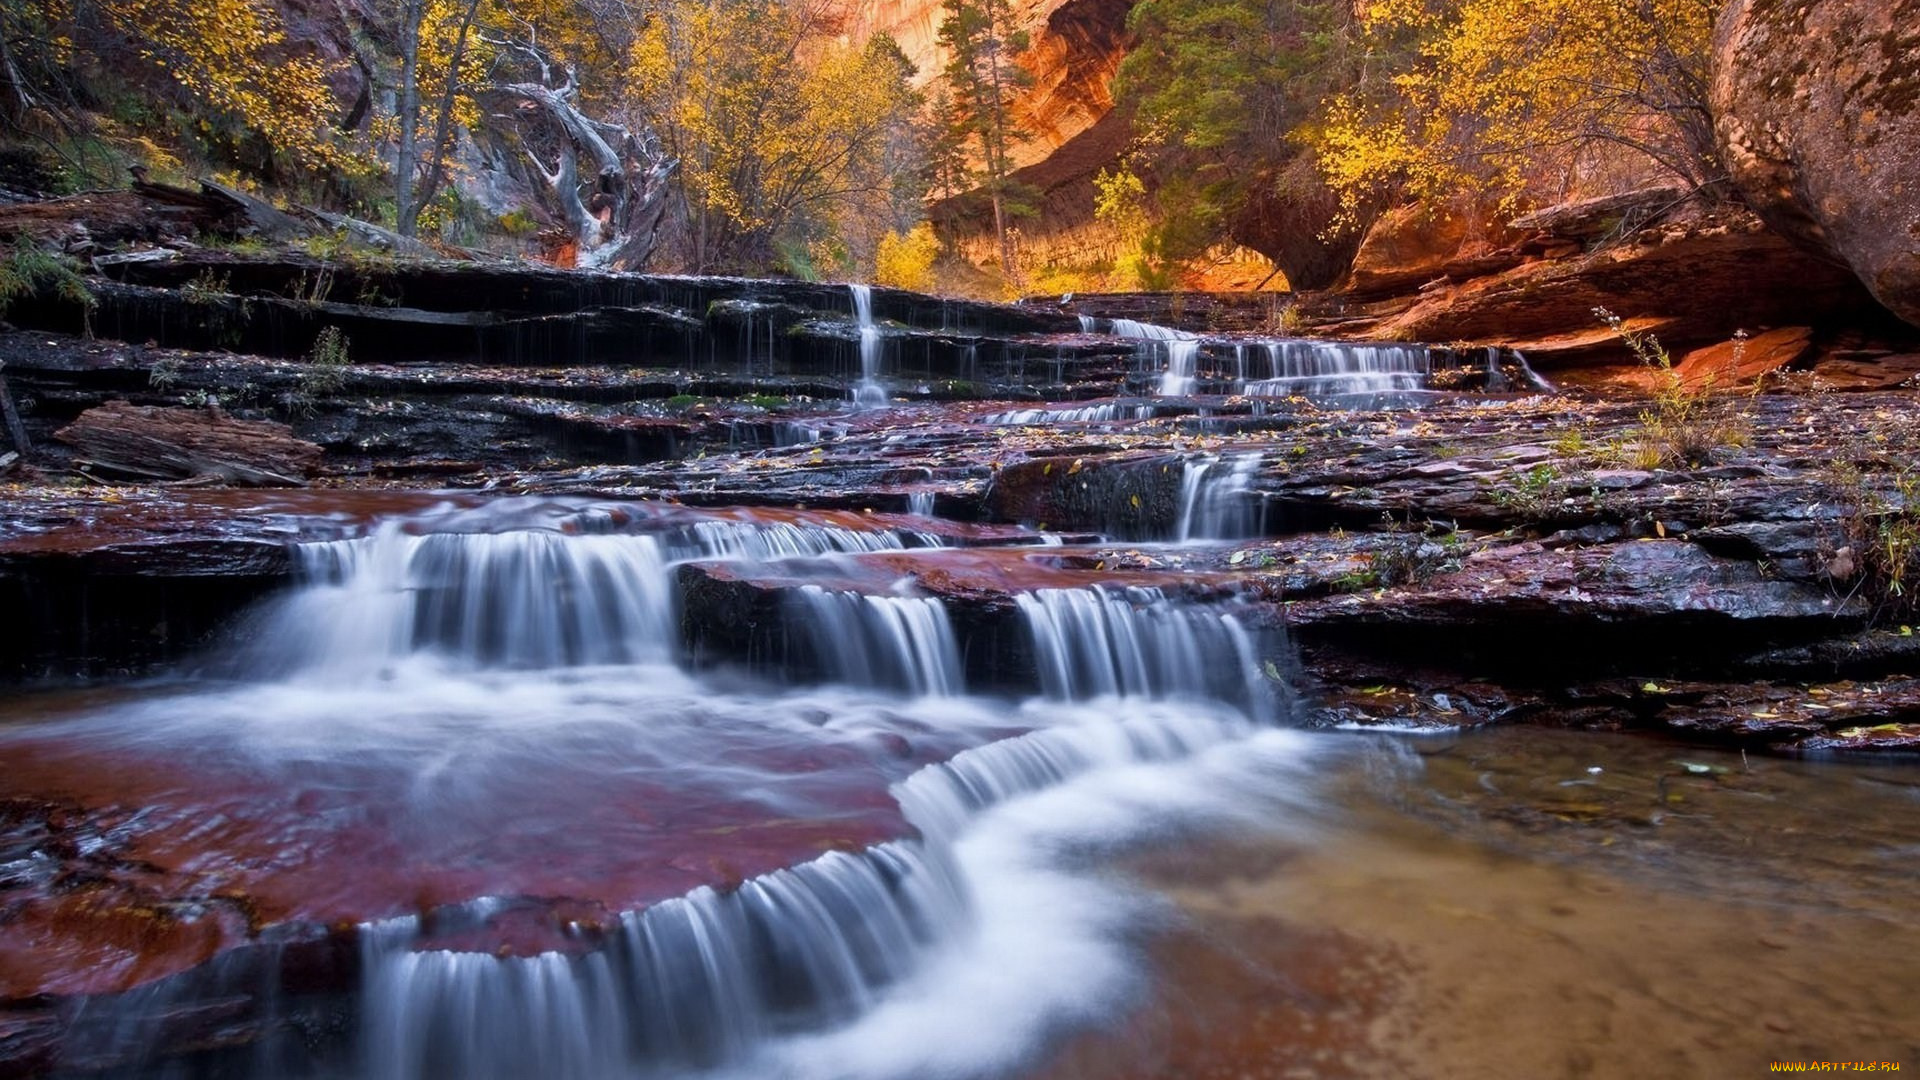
left=53, top=401, right=323, bottom=486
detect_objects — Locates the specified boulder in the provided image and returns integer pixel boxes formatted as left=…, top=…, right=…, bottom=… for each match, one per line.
left=1674, top=326, right=1815, bottom=387
left=1712, top=0, right=1920, bottom=327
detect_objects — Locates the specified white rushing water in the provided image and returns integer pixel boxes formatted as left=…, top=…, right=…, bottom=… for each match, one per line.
left=1175, top=453, right=1264, bottom=542
left=24, top=499, right=1312, bottom=1080
left=850, top=284, right=889, bottom=408
left=797, top=586, right=965, bottom=697
left=982, top=403, right=1156, bottom=425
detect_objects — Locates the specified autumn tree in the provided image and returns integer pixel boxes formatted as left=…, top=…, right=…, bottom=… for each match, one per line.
left=935, top=0, right=1033, bottom=283
left=629, top=0, right=922, bottom=274
left=0, top=0, right=351, bottom=182
left=392, top=0, right=491, bottom=236
left=1312, top=0, right=1719, bottom=217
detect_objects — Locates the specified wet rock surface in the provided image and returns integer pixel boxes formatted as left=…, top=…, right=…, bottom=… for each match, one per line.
left=4, top=258, right=1920, bottom=1076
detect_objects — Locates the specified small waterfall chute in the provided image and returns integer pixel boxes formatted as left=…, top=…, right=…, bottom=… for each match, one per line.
left=1015, top=586, right=1277, bottom=720
left=1175, top=454, right=1264, bottom=542
left=796, top=587, right=965, bottom=697
left=850, top=284, right=888, bottom=408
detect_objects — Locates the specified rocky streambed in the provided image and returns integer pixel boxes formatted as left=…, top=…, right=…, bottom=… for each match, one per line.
left=2, top=255, right=1918, bottom=1077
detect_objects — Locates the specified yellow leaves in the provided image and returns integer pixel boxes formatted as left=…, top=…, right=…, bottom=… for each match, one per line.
left=1312, top=0, right=1714, bottom=215
left=106, top=0, right=346, bottom=167
left=875, top=224, right=941, bottom=292
left=630, top=0, right=918, bottom=254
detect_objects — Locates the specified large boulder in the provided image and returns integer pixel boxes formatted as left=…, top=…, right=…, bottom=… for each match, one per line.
left=1712, top=0, right=1920, bottom=327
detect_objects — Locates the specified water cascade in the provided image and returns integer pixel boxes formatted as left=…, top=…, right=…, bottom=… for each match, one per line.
left=1239, top=340, right=1430, bottom=398
left=18, top=496, right=1305, bottom=1080
left=1175, top=454, right=1265, bottom=542
left=982, top=403, right=1156, bottom=426
left=1016, top=586, right=1276, bottom=719
left=1160, top=339, right=1203, bottom=396
left=796, top=587, right=965, bottom=696
left=850, top=284, right=888, bottom=408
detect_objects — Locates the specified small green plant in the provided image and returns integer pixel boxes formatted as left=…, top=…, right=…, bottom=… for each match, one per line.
left=286, top=326, right=350, bottom=415
left=307, top=326, right=350, bottom=382
left=181, top=269, right=232, bottom=304
left=742, top=394, right=788, bottom=409
left=665, top=394, right=701, bottom=409
left=289, top=267, right=336, bottom=305
left=1595, top=307, right=1751, bottom=469
left=1551, top=425, right=1589, bottom=457
left=148, top=355, right=182, bottom=391
left=1491, top=462, right=1562, bottom=520
left=0, top=241, right=95, bottom=317
left=1831, top=460, right=1920, bottom=623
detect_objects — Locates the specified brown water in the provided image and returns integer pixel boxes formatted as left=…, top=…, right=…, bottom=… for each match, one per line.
left=1047, top=726, right=1920, bottom=1079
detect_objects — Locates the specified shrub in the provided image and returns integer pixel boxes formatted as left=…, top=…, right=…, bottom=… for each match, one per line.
left=1596, top=307, right=1749, bottom=469
left=874, top=223, right=940, bottom=292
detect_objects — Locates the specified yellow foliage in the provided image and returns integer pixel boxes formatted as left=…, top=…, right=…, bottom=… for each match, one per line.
left=99, top=0, right=352, bottom=169
left=1313, top=0, right=1717, bottom=217
left=874, top=223, right=940, bottom=291
left=629, top=0, right=920, bottom=269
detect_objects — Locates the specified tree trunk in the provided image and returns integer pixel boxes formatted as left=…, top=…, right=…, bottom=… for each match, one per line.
left=402, top=0, right=484, bottom=236
left=394, top=0, right=425, bottom=237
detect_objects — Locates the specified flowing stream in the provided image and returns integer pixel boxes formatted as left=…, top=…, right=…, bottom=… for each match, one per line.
left=3, top=493, right=1915, bottom=1078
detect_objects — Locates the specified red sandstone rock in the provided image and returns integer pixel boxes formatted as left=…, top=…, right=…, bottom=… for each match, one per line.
left=1713, top=0, right=1920, bottom=328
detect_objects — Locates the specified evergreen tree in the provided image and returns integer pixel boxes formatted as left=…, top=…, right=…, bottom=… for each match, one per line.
left=935, top=0, right=1034, bottom=283
left=1116, top=0, right=1358, bottom=261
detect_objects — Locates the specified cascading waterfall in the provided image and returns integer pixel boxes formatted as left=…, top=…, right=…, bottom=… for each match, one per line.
left=850, top=284, right=888, bottom=408
left=1015, top=586, right=1277, bottom=720
left=269, top=527, right=680, bottom=673
left=359, top=841, right=962, bottom=1079
left=32, top=493, right=1311, bottom=1080
left=796, top=587, right=964, bottom=696
left=1175, top=453, right=1264, bottom=542
left=251, top=515, right=943, bottom=677
left=1240, top=340, right=1430, bottom=397
left=982, top=403, right=1156, bottom=425
left=1159, top=339, right=1203, bottom=396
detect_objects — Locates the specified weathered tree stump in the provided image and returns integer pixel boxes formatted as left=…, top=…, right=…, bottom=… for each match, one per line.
left=53, top=401, right=323, bottom=486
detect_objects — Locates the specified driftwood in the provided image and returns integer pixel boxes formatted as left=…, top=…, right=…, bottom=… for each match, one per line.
left=0, top=184, right=247, bottom=248
left=54, top=401, right=323, bottom=486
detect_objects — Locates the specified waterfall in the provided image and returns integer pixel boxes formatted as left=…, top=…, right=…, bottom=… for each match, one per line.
left=352, top=692, right=1310, bottom=1080
left=272, top=528, right=681, bottom=673
left=1239, top=340, right=1430, bottom=398
left=1175, top=454, right=1264, bottom=542
left=796, top=587, right=964, bottom=696
left=1015, top=586, right=1275, bottom=719
left=1106, top=318, right=1190, bottom=341
left=982, top=403, right=1153, bottom=425
left=850, top=284, right=888, bottom=408
left=254, top=514, right=943, bottom=677
left=359, top=842, right=960, bottom=1079
left=907, top=491, right=936, bottom=517
left=28, top=490, right=1315, bottom=1080
left=1159, top=340, right=1202, bottom=396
